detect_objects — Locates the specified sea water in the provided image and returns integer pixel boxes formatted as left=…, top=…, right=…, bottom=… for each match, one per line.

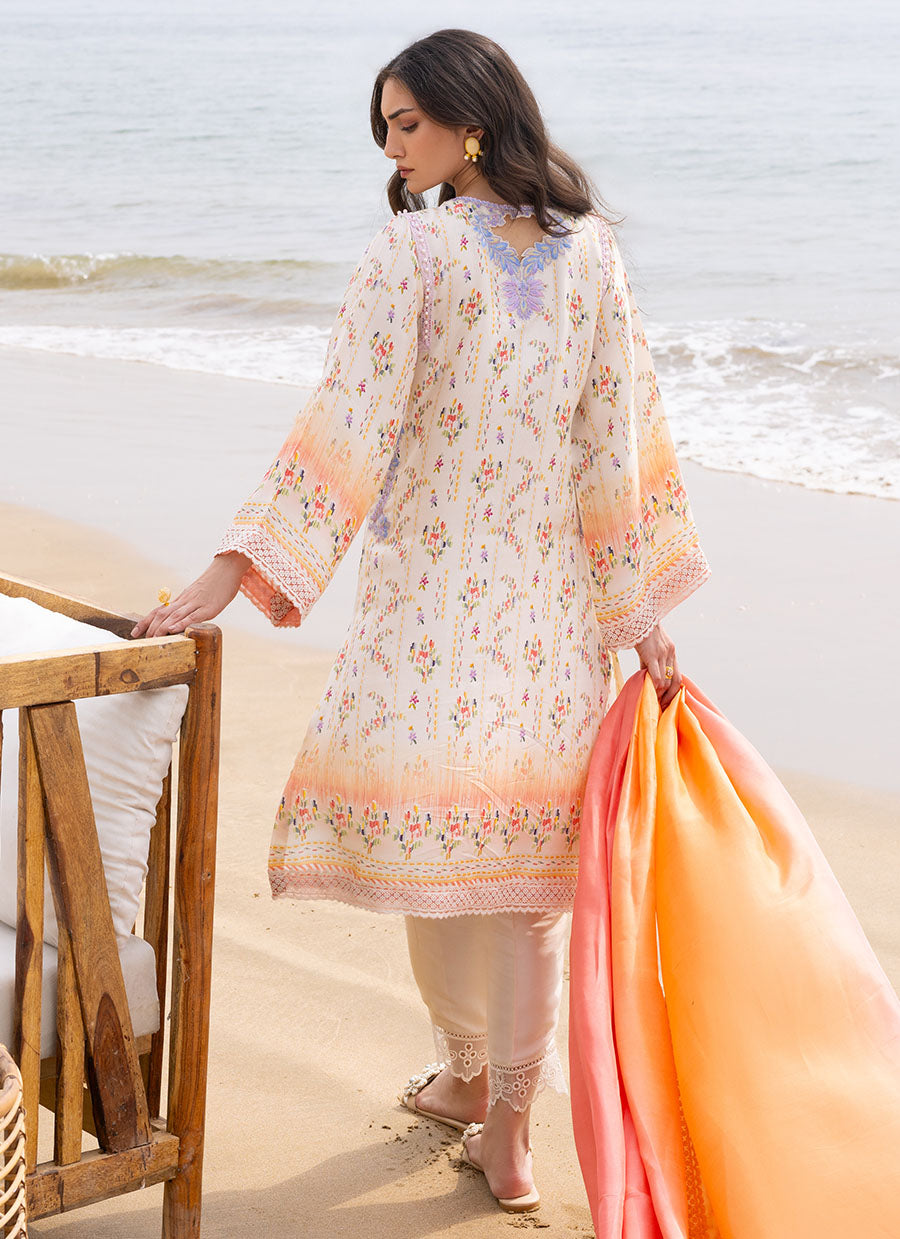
left=1, top=0, right=898, bottom=499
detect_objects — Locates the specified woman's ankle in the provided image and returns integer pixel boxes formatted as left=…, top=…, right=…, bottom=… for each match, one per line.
left=482, top=1097, right=531, bottom=1150
left=445, top=1065, right=490, bottom=1103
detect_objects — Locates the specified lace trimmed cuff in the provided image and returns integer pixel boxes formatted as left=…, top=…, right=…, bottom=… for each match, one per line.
left=430, top=1023, right=568, bottom=1109
left=431, top=1024, right=489, bottom=1083
left=488, top=1042, right=568, bottom=1111
left=215, top=524, right=320, bottom=628
left=598, top=542, right=712, bottom=650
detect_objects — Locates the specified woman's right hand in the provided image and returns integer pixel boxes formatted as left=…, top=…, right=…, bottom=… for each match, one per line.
left=130, top=552, right=250, bottom=638
left=634, top=622, right=682, bottom=710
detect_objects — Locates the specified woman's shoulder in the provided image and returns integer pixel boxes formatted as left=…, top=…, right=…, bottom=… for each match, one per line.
left=355, top=212, right=422, bottom=271
left=576, top=210, right=615, bottom=244
left=403, top=199, right=470, bottom=228
left=363, top=205, right=454, bottom=251
left=548, top=209, right=615, bottom=278
left=367, top=211, right=418, bottom=243
left=578, top=212, right=618, bottom=283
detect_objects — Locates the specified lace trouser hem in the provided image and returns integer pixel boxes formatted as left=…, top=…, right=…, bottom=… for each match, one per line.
left=432, top=1022, right=568, bottom=1111
left=431, top=1023, right=489, bottom=1082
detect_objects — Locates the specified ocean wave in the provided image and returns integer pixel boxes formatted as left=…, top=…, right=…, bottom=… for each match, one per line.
left=651, top=319, right=900, bottom=500
left=0, top=319, right=897, bottom=500
left=0, top=251, right=336, bottom=291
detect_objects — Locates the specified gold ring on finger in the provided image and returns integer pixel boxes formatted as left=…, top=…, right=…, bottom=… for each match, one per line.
left=664, top=665, right=674, bottom=678
left=157, top=588, right=171, bottom=607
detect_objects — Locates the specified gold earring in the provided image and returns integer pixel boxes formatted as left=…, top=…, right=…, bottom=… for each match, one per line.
left=464, top=135, right=482, bottom=162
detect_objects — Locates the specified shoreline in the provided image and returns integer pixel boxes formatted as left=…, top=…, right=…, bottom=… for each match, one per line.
left=0, top=338, right=896, bottom=502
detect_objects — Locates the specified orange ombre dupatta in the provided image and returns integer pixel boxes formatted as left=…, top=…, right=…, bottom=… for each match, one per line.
left=569, top=671, right=900, bottom=1239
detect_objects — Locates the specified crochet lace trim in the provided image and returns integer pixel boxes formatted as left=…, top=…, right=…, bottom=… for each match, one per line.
left=488, top=1044, right=568, bottom=1111
left=429, top=1026, right=567, bottom=1108
left=431, top=1025, right=489, bottom=1083
left=268, top=868, right=577, bottom=918
left=216, top=524, right=320, bottom=627
left=405, top=211, right=435, bottom=352
left=600, top=543, right=712, bottom=650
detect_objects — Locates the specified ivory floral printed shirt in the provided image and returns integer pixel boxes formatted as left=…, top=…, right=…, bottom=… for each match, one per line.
left=217, top=195, right=710, bottom=916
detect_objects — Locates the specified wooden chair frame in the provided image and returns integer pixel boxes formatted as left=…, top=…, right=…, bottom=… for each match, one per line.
left=0, top=572, right=221, bottom=1237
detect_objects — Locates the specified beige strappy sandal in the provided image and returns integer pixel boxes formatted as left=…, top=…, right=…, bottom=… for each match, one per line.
left=460, top=1121, right=541, bottom=1213
left=398, top=1062, right=472, bottom=1132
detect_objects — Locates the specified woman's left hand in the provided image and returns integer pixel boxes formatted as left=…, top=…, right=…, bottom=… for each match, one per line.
left=634, top=623, right=682, bottom=709
left=130, top=553, right=249, bottom=639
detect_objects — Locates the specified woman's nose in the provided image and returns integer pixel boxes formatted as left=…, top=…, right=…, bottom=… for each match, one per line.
left=384, top=134, right=404, bottom=160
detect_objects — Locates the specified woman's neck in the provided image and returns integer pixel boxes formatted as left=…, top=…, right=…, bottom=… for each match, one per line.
left=450, top=171, right=508, bottom=205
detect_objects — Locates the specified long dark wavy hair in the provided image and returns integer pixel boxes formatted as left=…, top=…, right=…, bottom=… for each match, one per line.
left=370, top=28, right=619, bottom=237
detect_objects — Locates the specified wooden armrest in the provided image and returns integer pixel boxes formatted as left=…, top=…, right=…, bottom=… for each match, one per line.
left=0, top=638, right=195, bottom=709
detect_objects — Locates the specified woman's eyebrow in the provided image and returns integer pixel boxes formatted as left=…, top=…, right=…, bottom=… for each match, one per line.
left=386, top=106, right=416, bottom=120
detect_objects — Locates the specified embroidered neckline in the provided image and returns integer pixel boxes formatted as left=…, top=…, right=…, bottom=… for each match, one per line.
left=448, top=196, right=574, bottom=321
left=451, top=194, right=523, bottom=211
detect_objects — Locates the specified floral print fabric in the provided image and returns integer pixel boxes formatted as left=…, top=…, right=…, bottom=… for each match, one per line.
left=216, top=194, right=710, bottom=916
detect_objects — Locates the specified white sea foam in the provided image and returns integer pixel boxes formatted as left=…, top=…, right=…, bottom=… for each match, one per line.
left=650, top=319, right=900, bottom=500
left=0, top=324, right=331, bottom=386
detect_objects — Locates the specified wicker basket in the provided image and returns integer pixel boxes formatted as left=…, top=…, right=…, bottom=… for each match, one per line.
left=0, top=1046, right=26, bottom=1238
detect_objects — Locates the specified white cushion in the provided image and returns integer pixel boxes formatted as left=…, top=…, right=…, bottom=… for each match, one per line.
left=0, top=595, right=188, bottom=945
left=0, top=922, right=160, bottom=1058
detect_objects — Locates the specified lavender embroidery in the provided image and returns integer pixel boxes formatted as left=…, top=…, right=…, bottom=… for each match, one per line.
left=459, top=198, right=574, bottom=321
left=502, top=273, right=545, bottom=318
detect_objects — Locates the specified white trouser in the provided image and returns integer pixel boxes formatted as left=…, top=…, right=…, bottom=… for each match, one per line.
left=404, top=910, right=569, bottom=1111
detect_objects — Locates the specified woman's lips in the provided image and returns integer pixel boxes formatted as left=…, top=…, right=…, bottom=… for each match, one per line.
left=399, top=168, right=412, bottom=177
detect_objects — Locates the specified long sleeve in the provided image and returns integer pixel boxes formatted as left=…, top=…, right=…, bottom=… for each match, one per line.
left=571, top=220, right=711, bottom=649
left=216, top=214, right=422, bottom=626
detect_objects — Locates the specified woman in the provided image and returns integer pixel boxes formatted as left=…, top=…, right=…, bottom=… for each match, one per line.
left=133, top=28, right=710, bottom=1214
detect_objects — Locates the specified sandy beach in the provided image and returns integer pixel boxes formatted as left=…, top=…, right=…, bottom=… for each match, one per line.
left=1, top=347, right=899, bottom=1236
